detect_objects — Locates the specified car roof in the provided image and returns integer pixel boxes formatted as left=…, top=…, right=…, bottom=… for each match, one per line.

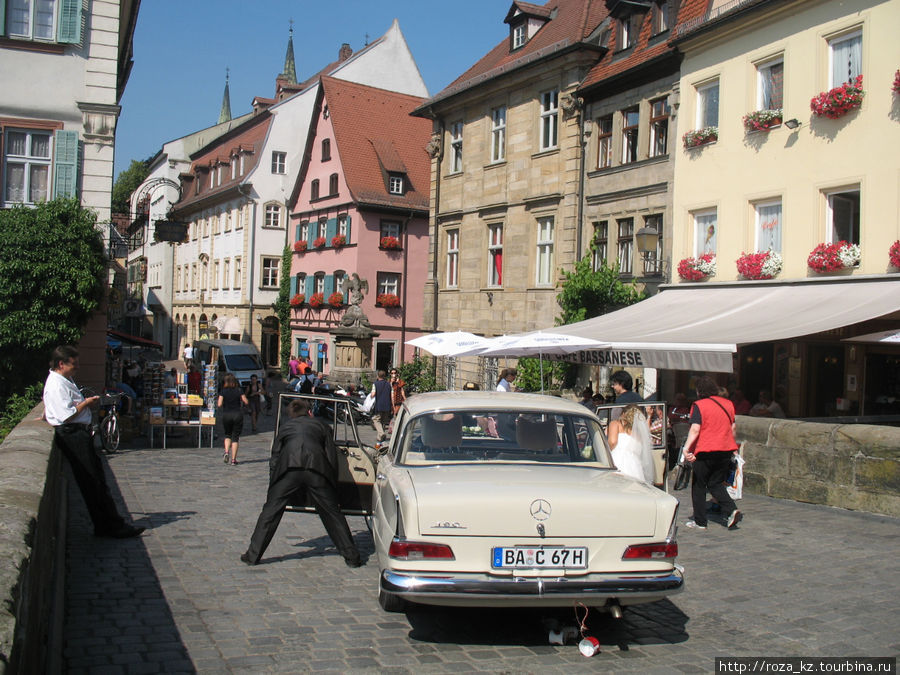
left=403, top=391, right=594, bottom=417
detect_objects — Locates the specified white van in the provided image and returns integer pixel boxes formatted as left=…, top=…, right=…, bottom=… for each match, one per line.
left=192, top=339, right=264, bottom=389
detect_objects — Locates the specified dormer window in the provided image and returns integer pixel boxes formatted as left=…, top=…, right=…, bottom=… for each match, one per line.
left=388, top=174, right=405, bottom=195
left=512, top=23, right=526, bottom=49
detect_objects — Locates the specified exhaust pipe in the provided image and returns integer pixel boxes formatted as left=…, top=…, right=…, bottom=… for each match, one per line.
left=608, top=603, right=623, bottom=619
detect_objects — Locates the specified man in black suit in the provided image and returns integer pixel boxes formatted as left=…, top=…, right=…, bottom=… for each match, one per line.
left=241, top=398, right=362, bottom=567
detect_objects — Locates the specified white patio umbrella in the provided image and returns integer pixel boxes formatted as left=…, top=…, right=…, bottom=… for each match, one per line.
left=406, top=331, right=494, bottom=357
left=456, top=331, right=610, bottom=392
left=843, top=329, right=900, bottom=344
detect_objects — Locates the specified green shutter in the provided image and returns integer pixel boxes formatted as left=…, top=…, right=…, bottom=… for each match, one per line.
left=53, top=130, right=79, bottom=198
left=57, top=0, right=82, bottom=44
left=305, top=276, right=315, bottom=297
left=324, top=274, right=334, bottom=297
left=295, top=223, right=303, bottom=242
left=345, top=215, right=351, bottom=243
left=0, top=1, right=6, bottom=37
left=325, top=218, right=337, bottom=241
left=308, top=223, right=317, bottom=247
left=290, top=275, right=298, bottom=296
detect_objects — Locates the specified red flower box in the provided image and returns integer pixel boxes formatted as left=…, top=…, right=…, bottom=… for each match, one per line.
left=380, top=236, right=401, bottom=250
left=376, top=293, right=401, bottom=308
left=807, top=241, right=860, bottom=273
left=308, top=292, right=324, bottom=309
left=331, top=234, right=346, bottom=247
left=677, top=253, right=716, bottom=281
left=810, top=75, right=864, bottom=119
left=328, top=291, right=344, bottom=307
left=289, top=293, right=305, bottom=307
left=683, top=127, right=718, bottom=148
left=293, top=240, right=307, bottom=252
left=890, top=240, right=900, bottom=269
left=893, top=70, right=900, bottom=96
left=736, top=250, right=782, bottom=280
left=742, top=109, right=782, bottom=132
left=313, top=236, right=326, bottom=248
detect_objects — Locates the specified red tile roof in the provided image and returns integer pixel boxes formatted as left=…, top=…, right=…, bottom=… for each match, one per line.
left=579, top=0, right=709, bottom=91
left=420, top=0, right=609, bottom=110
left=321, top=76, right=431, bottom=211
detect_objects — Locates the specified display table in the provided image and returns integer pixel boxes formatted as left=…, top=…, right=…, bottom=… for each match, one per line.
left=148, top=420, right=215, bottom=449
left=148, top=398, right=216, bottom=449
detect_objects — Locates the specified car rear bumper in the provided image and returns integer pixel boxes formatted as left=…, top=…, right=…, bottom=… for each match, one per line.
left=381, top=566, right=684, bottom=607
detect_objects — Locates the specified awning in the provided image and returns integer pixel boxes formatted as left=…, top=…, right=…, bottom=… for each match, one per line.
left=552, top=277, right=900, bottom=372
left=107, top=329, right=162, bottom=349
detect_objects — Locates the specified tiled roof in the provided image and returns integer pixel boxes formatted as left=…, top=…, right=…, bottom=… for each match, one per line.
left=419, top=0, right=609, bottom=110
left=321, top=76, right=431, bottom=211
left=579, top=0, right=709, bottom=90
left=506, top=1, right=554, bottom=21
left=673, top=0, right=778, bottom=41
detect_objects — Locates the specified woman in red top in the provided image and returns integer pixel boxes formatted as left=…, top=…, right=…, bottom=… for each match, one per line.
left=682, top=375, right=742, bottom=531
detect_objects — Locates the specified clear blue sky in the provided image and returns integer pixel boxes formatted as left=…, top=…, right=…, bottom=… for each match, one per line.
left=114, top=0, right=512, bottom=178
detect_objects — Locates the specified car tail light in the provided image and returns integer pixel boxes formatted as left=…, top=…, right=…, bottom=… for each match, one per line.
left=388, top=539, right=455, bottom=560
left=622, top=542, right=678, bottom=559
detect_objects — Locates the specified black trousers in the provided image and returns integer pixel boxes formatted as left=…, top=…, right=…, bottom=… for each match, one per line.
left=246, top=469, right=359, bottom=563
left=54, top=424, right=126, bottom=533
left=690, top=450, right=738, bottom=526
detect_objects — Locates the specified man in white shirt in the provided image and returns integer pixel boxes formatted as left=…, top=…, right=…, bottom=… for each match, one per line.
left=43, top=345, right=144, bottom=538
left=183, top=342, right=194, bottom=370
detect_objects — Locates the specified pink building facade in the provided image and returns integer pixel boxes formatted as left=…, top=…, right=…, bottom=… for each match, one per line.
left=288, top=77, right=431, bottom=376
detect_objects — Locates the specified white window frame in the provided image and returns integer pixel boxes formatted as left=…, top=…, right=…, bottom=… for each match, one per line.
left=539, top=89, right=559, bottom=150
left=693, top=209, right=718, bottom=256
left=337, top=215, right=348, bottom=237
left=7, top=0, right=57, bottom=40
left=621, top=106, right=640, bottom=164
left=825, top=187, right=861, bottom=246
left=696, top=79, right=720, bottom=129
left=490, top=106, right=506, bottom=163
left=314, top=272, right=325, bottom=295
left=261, top=257, right=279, bottom=289
left=649, top=97, right=669, bottom=158
left=488, top=223, right=503, bottom=287
left=450, top=121, right=463, bottom=173
left=222, top=259, right=230, bottom=290
left=597, top=115, right=613, bottom=169
left=264, top=203, right=282, bottom=228
left=233, top=257, right=242, bottom=289
left=756, top=56, right=784, bottom=111
left=828, top=29, right=862, bottom=88
left=446, top=228, right=459, bottom=288
left=388, top=174, right=404, bottom=194
left=617, top=218, right=634, bottom=276
left=754, top=199, right=783, bottom=253
left=3, top=128, right=52, bottom=205
left=535, top=216, right=555, bottom=286
left=512, top=23, right=526, bottom=49
left=378, top=272, right=400, bottom=296
left=380, top=220, right=401, bottom=240
left=592, top=221, right=608, bottom=272
left=271, top=151, right=286, bottom=174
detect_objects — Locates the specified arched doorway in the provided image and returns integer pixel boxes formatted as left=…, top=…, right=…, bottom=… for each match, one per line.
left=260, top=315, right=280, bottom=371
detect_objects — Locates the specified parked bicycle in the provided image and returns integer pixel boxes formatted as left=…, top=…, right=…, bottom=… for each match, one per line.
left=98, top=391, right=122, bottom=452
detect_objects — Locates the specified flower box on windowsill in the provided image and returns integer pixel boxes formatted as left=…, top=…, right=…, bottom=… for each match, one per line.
left=308, top=292, right=325, bottom=309
left=743, top=109, right=782, bottom=132
left=328, top=292, right=344, bottom=308
left=677, top=253, right=716, bottom=281
left=331, top=234, right=346, bottom=248
left=293, top=240, right=307, bottom=253
left=313, top=236, right=327, bottom=249
left=810, top=75, right=864, bottom=119
left=736, top=250, right=782, bottom=280
left=807, top=241, right=860, bottom=274
left=893, top=70, right=900, bottom=97
left=683, top=127, right=718, bottom=149
left=289, top=293, right=305, bottom=307
left=380, top=236, right=402, bottom=250
left=376, top=293, right=401, bottom=308
left=889, top=240, right=900, bottom=270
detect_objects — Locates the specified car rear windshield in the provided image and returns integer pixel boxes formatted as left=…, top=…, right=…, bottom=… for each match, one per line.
left=224, top=353, right=262, bottom=371
left=397, top=410, right=613, bottom=467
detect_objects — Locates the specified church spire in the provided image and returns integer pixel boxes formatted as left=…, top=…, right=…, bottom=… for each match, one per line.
left=281, top=21, right=297, bottom=85
left=218, top=68, right=232, bottom=124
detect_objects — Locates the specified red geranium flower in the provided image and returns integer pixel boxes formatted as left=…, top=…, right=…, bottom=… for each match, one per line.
left=313, top=236, right=327, bottom=248
left=376, top=293, right=401, bottom=308
left=308, top=292, right=324, bottom=308
left=328, top=292, right=344, bottom=307
left=289, top=293, right=305, bottom=307
left=293, top=240, right=307, bottom=252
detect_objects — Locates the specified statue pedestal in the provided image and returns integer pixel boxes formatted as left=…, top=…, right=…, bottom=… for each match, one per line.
left=328, top=327, right=378, bottom=387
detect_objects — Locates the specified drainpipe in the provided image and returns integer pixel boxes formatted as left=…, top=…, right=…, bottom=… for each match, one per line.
left=431, top=120, right=443, bottom=334
left=239, top=183, right=256, bottom=344
left=576, top=105, right=586, bottom=262
left=400, top=210, right=414, bottom=360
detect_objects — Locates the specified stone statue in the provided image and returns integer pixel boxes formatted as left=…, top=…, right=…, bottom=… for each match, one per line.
left=340, top=273, right=371, bottom=329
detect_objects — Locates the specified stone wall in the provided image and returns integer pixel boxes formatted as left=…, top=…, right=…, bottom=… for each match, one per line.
left=737, top=416, right=900, bottom=518
left=0, top=405, right=65, bottom=674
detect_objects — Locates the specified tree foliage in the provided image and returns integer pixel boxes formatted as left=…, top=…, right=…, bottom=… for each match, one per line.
left=276, top=245, right=293, bottom=378
left=111, top=158, right=151, bottom=214
left=396, top=355, right=438, bottom=394
left=516, top=257, right=646, bottom=392
left=0, top=199, right=105, bottom=397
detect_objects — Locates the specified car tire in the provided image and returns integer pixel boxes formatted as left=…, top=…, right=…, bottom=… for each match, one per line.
left=378, top=585, right=406, bottom=613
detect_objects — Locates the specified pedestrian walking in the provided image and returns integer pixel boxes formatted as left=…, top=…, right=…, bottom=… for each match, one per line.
left=218, top=373, right=249, bottom=465
left=241, top=398, right=362, bottom=567
left=389, top=367, right=406, bottom=414
left=682, top=375, right=743, bottom=531
left=183, top=342, right=193, bottom=370
left=496, top=368, right=517, bottom=392
left=371, top=370, right=392, bottom=441
left=42, top=345, right=144, bottom=538
left=244, top=374, right=265, bottom=432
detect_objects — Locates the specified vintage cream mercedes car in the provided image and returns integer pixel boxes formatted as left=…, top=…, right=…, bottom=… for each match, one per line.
left=369, top=391, right=683, bottom=613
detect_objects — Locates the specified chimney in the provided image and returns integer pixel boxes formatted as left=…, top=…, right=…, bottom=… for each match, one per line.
left=339, top=43, right=352, bottom=61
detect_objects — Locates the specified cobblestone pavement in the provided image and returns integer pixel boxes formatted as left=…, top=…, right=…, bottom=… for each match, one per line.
left=63, top=402, right=900, bottom=673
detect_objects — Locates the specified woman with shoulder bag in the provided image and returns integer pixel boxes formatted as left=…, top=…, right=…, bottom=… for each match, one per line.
left=682, top=375, right=743, bottom=531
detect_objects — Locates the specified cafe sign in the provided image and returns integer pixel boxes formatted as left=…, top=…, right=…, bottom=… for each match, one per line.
left=153, top=220, right=188, bottom=243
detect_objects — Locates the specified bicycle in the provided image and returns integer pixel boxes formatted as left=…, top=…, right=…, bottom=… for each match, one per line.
left=98, top=391, right=123, bottom=452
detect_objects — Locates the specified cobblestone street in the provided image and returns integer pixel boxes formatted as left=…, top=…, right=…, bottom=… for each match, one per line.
left=63, top=410, right=900, bottom=673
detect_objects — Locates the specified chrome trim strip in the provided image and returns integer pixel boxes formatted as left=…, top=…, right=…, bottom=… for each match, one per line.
left=381, top=568, right=684, bottom=600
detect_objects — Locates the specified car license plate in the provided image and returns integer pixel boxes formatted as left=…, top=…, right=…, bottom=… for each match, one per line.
left=491, top=546, right=587, bottom=569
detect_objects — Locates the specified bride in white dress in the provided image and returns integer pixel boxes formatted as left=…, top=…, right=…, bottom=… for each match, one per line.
left=606, top=405, right=655, bottom=483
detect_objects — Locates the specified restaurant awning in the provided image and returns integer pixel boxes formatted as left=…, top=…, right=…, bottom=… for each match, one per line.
left=107, top=329, right=162, bottom=349
left=552, top=277, right=900, bottom=372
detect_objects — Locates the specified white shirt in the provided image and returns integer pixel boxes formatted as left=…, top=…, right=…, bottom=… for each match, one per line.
left=184, top=346, right=193, bottom=359
left=496, top=379, right=512, bottom=392
left=43, top=370, right=91, bottom=426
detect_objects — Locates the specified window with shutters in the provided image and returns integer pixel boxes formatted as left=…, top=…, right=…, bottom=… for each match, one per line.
left=3, top=0, right=82, bottom=44
left=3, top=128, right=51, bottom=205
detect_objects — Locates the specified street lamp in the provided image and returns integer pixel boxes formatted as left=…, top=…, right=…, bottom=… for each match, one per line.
left=635, top=226, right=661, bottom=275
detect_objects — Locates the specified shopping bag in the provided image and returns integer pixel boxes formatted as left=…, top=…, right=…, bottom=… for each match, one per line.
left=362, top=392, right=376, bottom=414
left=726, top=454, right=745, bottom=500
left=671, top=444, right=692, bottom=490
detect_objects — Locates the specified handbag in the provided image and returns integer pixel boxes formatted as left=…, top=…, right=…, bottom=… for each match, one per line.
left=671, top=443, right=692, bottom=490
left=362, top=392, right=376, bottom=414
